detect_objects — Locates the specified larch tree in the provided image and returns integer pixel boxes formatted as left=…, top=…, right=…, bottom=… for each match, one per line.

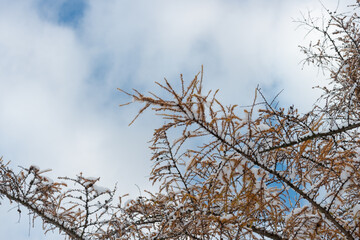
left=1, top=2, right=360, bottom=240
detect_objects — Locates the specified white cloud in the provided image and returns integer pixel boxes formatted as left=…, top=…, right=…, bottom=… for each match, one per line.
left=0, top=0, right=347, bottom=239
left=81, top=0, right=339, bottom=110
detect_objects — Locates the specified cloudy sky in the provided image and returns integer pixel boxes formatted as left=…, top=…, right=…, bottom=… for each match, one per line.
left=0, top=0, right=349, bottom=239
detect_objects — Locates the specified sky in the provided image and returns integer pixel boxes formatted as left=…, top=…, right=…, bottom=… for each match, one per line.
left=0, top=0, right=350, bottom=239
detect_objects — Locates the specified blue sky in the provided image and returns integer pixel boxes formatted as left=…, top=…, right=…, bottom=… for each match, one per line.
left=0, top=0, right=349, bottom=239
left=36, top=0, right=87, bottom=26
